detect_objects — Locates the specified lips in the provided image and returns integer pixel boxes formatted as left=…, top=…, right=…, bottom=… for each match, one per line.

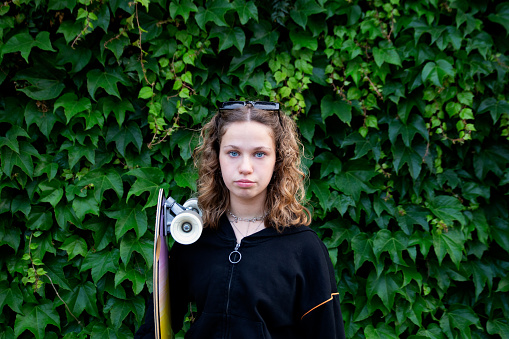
left=235, top=179, right=255, bottom=187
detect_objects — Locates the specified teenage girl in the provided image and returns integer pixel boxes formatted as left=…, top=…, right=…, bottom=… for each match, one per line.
left=136, top=101, right=346, bottom=338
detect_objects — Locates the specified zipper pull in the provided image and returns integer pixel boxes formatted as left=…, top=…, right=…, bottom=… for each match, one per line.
left=229, top=243, right=242, bottom=264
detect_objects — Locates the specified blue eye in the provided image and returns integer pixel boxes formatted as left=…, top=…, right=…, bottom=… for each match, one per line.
left=255, top=152, right=265, bottom=158
left=228, top=151, right=239, bottom=157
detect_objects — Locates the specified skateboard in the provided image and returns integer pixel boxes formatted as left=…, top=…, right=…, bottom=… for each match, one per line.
left=153, top=188, right=203, bottom=339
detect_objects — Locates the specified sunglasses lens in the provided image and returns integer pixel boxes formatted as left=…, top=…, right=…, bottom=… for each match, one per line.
left=253, top=102, right=279, bottom=110
left=220, top=101, right=246, bottom=109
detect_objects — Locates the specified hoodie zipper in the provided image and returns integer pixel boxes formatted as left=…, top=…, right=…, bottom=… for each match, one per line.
left=226, top=242, right=241, bottom=314
left=224, top=242, right=241, bottom=339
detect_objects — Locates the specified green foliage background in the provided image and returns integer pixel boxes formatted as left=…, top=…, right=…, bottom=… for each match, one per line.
left=1, top=0, right=509, bottom=337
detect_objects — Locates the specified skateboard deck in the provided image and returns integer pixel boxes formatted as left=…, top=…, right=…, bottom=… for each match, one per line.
left=153, top=188, right=173, bottom=339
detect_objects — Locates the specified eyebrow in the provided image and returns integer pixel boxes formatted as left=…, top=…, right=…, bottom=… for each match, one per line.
left=222, top=145, right=273, bottom=151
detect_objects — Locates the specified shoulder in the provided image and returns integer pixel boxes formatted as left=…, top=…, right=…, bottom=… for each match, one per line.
left=277, top=225, right=328, bottom=254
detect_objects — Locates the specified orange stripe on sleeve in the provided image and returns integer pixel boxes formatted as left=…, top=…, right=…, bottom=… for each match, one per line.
left=301, top=293, right=339, bottom=320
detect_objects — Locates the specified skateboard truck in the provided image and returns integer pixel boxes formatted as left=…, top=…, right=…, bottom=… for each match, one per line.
left=163, top=196, right=203, bottom=245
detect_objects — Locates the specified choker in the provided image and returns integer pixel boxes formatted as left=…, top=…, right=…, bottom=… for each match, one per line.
left=228, top=210, right=267, bottom=223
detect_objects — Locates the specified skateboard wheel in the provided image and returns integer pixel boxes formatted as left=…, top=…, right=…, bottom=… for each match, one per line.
left=183, top=198, right=202, bottom=217
left=170, top=210, right=203, bottom=245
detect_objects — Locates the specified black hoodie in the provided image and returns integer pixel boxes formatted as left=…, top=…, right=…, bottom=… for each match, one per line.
left=136, top=215, right=346, bottom=339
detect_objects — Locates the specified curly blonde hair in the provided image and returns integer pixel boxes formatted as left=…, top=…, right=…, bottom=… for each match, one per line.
left=193, top=103, right=311, bottom=232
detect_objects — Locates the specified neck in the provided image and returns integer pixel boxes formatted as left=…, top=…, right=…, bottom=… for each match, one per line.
left=228, top=194, right=266, bottom=218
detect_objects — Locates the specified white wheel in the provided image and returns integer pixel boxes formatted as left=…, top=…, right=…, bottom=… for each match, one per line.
left=183, top=198, right=202, bottom=217
left=170, top=210, right=203, bottom=245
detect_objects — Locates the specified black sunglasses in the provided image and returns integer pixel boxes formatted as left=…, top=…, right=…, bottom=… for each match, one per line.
left=218, top=101, right=282, bottom=127
left=219, top=101, right=280, bottom=111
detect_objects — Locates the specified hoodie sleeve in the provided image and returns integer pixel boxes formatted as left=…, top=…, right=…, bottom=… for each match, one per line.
left=297, top=233, right=346, bottom=339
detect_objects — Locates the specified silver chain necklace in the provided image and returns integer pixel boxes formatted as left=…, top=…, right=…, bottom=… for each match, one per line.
left=228, top=210, right=267, bottom=223
left=229, top=219, right=265, bottom=240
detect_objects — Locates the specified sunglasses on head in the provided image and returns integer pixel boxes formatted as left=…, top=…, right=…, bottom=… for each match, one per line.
left=218, top=101, right=283, bottom=127
left=219, top=101, right=280, bottom=111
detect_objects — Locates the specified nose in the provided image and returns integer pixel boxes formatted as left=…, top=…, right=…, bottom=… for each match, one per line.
left=239, top=156, right=253, bottom=174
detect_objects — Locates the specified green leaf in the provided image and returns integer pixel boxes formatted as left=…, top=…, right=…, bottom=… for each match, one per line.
left=105, top=296, right=145, bottom=329
left=54, top=93, right=92, bottom=123
left=351, top=233, right=376, bottom=270
left=491, top=217, right=509, bottom=251
left=119, top=232, right=153, bottom=267
left=169, top=128, right=198, bottom=163
left=24, top=101, right=58, bottom=138
left=27, top=208, right=53, bottom=231
left=138, top=86, right=153, bottom=100
left=421, top=59, right=455, bottom=87
left=230, top=50, right=270, bottom=74
left=478, top=98, right=509, bottom=124
left=487, top=318, right=509, bottom=338
left=38, top=179, right=64, bottom=207
left=488, top=3, right=509, bottom=36
left=174, top=170, right=199, bottom=191
left=289, top=0, right=325, bottom=29
left=321, top=221, right=360, bottom=249
left=366, top=271, right=401, bottom=309
left=83, top=217, right=115, bottom=252
left=59, top=235, right=88, bottom=260
left=81, top=248, right=120, bottom=283
left=439, top=304, right=480, bottom=338
left=125, top=167, right=168, bottom=208
left=86, top=67, right=130, bottom=100
left=373, top=230, right=409, bottom=266
left=195, top=0, right=232, bottom=30
left=310, top=179, right=332, bottom=211
left=411, top=323, right=445, bottom=339
left=43, top=256, right=72, bottom=291
left=48, top=0, right=77, bottom=11
left=391, top=143, right=423, bottom=180
left=14, top=71, right=65, bottom=101
left=364, top=323, right=398, bottom=339
left=61, top=281, right=99, bottom=318
left=103, top=34, right=129, bottom=62
left=0, top=125, right=29, bottom=153
left=333, top=161, right=376, bottom=201
left=427, top=195, right=466, bottom=227
left=233, top=0, right=258, bottom=25
left=0, top=281, right=23, bottom=314
left=473, top=144, right=509, bottom=180
left=105, top=204, right=148, bottom=240
left=115, top=263, right=146, bottom=295
left=321, top=94, right=352, bottom=125
left=11, top=194, right=31, bottom=216
left=432, top=227, right=465, bottom=268
left=169, top=0, right=198, bottom=22
left=14, top=301, right=60, bottom=339
left=77, top=168, right=124, bottom=202
left=373, top=45, right=402, bottom=67
left=0, top=221, right=21, bottom=251
left=105, top=122, right=143, bottom=156
left=249, top=20, right=279, bottom=53
left=314, top=151, right=342, bottom=178
left=289, top=29, right=318, bottom=51
left=388, top=114, right=429, bottom=147
left=209, top=26, right=246, bottom=53
left=464, top=260, right=494, bottom=301
left=2, top=31, right=55, bottom=62
left=0, top=142, right=40, bottom=177
left=72, top=193, right=100, bottom=221
left=56, top=20, right=82, bottom=44
left=100, top=97, right=135, bottom=126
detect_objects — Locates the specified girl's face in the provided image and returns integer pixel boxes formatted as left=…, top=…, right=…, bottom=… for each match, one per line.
left=219, top=121, right=276, bottom=208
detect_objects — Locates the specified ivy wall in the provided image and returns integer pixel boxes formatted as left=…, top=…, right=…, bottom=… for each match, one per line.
left=1, top=0, right=509, bottom=338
